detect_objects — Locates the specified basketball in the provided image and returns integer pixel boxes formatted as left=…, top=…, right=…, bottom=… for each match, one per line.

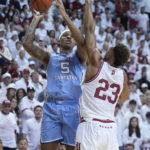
left=30, top=0, right=53, bottom=12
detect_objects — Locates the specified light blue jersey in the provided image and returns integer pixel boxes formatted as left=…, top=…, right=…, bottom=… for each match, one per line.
left=47, top=51, right=85, bottom=100
left=41, top=51, right=86, bottom=146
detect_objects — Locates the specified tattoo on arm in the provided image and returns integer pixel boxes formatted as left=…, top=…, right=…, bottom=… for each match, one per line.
left=23, top=17, right=38, bottom=44
left=23, top=17, right=50, bottom=66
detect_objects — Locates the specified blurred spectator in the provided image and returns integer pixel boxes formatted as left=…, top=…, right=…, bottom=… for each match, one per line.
left=7, top=31, right=19, bottom=59
left=0, top=72, right=11, bottom=98
left=114, top=103, right=124, bottom=149
left=140, top=92, right=150, bottom=121
left=122, top=117, right=142, bottom=150
left=0, top=139, right=2, bottom=150
left=8, top=60, right=19, bottom=80
left=19, top=86, right=41, bottom=127
left=123, top=100, right=143, bottom=129
left=71, top=0, right=83, bottom=10
left=15, top=68, right=31, bottom=91
left=15, top=49, right=29, bottom=71
left=124, top=143, right=134, bottom=150
left=5, top=83, right=16, bottom=101
left=10, top=98, right=19, bottom=121
left=127, top=6, right=149, bottom=33
left=35, top=23, right=47, bottom=41
left=128, top=2, right=138, bottom=29
left=30, top=71, right=43, bottom=100
left=28, top=61, right=35, bottom=74
left=141, top=112, right=150, bottom=149
left=17, top=138, right=28, bottom=150
left=138, top=66, right=150, bottom=90
left=140, top=83, right=148, bottom=94
left=16, top=88, right=26, bottom=105
left=128, top=81, right=142, bottom=107
left=0, top=100, right=17, bottom=150
left=22, top=105, right=42, bottom=150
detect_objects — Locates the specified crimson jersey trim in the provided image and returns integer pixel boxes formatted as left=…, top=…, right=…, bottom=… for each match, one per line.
left=85, top=61, right=104, bottom=83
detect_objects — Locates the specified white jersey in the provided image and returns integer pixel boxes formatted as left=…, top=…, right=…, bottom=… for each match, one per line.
left=80, top=61, right=124, bottom=121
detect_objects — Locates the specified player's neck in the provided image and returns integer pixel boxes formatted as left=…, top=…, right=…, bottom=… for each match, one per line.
left=60, top=48, right=72, bottom=54
left=106, top=59, right=114, bottom=67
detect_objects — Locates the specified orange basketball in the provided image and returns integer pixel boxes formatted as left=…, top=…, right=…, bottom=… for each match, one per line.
left=30, top=0, right=53, bottom=12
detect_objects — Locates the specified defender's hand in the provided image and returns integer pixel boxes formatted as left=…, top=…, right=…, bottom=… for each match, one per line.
left=55, top=0, right=65, bottom=11
left=32, top=10, right=45, bottom=21
left=85, top=0, right=92, bottom=4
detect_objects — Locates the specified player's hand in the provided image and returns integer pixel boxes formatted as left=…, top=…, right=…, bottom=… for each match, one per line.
left=32, top=9, right=45, bottom=21
left=85, top=0, right=92, bottom=4
left=55, top=0, right=65, bottom=11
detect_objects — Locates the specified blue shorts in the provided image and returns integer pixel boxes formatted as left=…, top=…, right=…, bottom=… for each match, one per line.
left=41, top=99, right=80, bottom=146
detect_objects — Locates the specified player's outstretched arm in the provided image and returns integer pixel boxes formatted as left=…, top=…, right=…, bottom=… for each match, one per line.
left=22, top=13, right=50, bottom=67
left=55, top=0, right=84, bottom=46
left=84, top=0, right=101, bottom=64
left=119, top=71, right=129, bottom=102
left=55, top=0, right=87, bottom=67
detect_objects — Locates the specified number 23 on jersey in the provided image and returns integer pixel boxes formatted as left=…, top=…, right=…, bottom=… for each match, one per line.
left=94, top=79, right=121, bottom=104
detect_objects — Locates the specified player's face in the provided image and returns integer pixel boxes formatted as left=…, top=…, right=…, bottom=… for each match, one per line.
left=60, top=31, right=75, bottom=50
left=104, top=48, right=114, bottom=62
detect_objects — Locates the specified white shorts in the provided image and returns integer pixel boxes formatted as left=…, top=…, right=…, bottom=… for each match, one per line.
left=76, top=118, right=119, bottom=150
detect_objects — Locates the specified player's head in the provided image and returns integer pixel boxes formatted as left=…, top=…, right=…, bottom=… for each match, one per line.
left=59, top=29, right=75, bottom=53
left=104, top=43, right=130, bottom=67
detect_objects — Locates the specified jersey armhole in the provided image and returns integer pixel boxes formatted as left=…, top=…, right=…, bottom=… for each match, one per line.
left=85, top=61, right=104, bottom=83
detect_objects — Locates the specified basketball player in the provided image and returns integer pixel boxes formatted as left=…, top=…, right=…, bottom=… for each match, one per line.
left=22, top=6, right=87, bottom=150
left=75, top=0, right=130, bottom=150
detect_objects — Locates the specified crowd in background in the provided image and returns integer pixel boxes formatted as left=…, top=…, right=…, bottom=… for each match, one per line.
left=0, top=0, right=150, bottom=150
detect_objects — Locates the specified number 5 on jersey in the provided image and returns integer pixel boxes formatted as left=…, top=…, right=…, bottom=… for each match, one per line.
left=61, top=62, right=69, bottom=73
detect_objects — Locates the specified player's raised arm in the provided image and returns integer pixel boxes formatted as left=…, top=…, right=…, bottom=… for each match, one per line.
left=22, top=13, right=50, bottom=67
left=84, top=0, right=101, bottom=65
left=119, top=71, right=129, bottom=102
left=55, top=0, right=87, bottom=67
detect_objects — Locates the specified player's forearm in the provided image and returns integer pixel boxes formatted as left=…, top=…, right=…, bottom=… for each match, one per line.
left=84, top=0, right=96, bottom=53
left=84, top=0, right=95, bottom=33
left=59, top=8, right=84, bottom=46
left=22, top=16, right=49, bottom=66
left=23, top=17, right=38, bottom=46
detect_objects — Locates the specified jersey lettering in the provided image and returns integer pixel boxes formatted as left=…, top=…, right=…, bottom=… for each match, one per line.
left=94, top=78, right=121, bottom=104
left=61, top=62, right=69, bottom=73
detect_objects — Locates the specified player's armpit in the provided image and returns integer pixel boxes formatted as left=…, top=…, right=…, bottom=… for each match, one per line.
left=88, top=48, right=102, bottom=67
left=119, top=71, right=129, bottom=102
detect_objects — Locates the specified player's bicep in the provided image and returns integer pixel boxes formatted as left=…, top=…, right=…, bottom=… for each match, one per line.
left=119, top=71, right=129, bottom=102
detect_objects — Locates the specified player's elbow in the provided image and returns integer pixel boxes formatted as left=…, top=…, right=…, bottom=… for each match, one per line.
left=119, top=93, right=129, bottom=103
left=23, top=41, right=32, bottom=51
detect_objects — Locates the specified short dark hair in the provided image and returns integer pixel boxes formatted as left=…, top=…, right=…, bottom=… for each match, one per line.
left=113, top=43, right=130, bottom=67
left=129, top=99, right=137, bottom=105
left=125, top=143, right=134, bottom=149
left=34, top=105, right=43, bottom=112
